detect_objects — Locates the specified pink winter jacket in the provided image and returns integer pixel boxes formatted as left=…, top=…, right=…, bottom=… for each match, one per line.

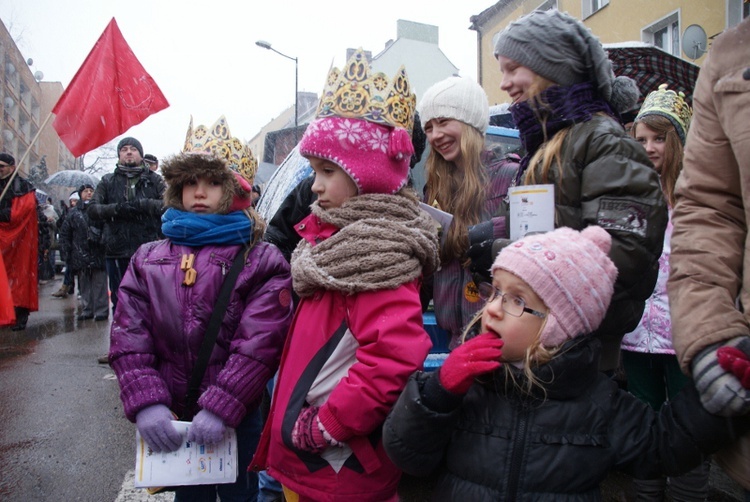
left=252, top=219, right=432, bottom=501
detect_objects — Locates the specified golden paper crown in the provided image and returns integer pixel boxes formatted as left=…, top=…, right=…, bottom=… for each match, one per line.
left=636, top=84, right=693, bottom=143
left=316, top=49, right=416, bottom=132
left=183, top=115, right=258, bottom=185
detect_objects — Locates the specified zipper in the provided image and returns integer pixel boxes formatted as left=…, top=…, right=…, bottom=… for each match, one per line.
left=506, top=400, right=530, bottom=500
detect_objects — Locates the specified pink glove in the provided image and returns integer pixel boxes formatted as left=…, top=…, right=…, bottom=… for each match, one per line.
left=718, top=346, right=750, bottom=389
left=439, top=333, right=503, bottom=394
left=292, top=406, right=327, bottom=453
left=135, top=404, right=182, bottom=453
left=188, top=409, right=226, bottom=446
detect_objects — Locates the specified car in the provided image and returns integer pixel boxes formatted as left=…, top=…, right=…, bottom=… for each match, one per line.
left=485, top=125, right=523, bottom=158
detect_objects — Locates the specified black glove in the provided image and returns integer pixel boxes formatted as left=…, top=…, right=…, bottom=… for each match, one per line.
left=467, top=221, right=495, bottom=282
left=133, top=198, right=163, bottom=216
left=116, top=201, right=137, bottom=216
left=467, top=239, right=495, bottom=283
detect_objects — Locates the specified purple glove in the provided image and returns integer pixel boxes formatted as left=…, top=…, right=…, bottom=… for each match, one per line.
left=291, top=406, right=328, bottom=453
left=187, top=409, right=226, bottom=446
left=135, top=404, right=182, bottom=453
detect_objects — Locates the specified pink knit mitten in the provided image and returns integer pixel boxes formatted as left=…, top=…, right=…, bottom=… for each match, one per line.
left=292, top=406, right=327, bottom=453
left=439, top=333, right=503, bottom=394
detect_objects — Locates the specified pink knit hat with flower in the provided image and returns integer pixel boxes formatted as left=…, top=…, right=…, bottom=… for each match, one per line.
left=491, top=226, right=618, bottom=348
left=298, top=48, right=417, bottom=195
left=299, top=116, right=413, bottom=195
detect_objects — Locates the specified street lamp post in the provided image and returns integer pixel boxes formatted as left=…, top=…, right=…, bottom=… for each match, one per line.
left=256, top=40, right=298, bottom=134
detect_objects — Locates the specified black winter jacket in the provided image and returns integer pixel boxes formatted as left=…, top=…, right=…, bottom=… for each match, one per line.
left=88, top=166, right=165, bottom=258
left=523, top=115, right=668, bottom=370
left=264, top=175, right=315, bottom=262
left=59, top=202, right=105, bottom=272
left=383, top=336, right=748, bottom=501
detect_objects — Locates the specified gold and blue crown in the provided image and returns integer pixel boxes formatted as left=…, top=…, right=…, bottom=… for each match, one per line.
left=316, top=49, right=416, bottom=133
left=636, top=84, right=692, bottom=144
left=183, top=115, right=257, bottom=185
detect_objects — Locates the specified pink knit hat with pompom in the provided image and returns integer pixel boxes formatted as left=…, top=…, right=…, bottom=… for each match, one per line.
left=491, top=226, right=618, bottom=348
left=299, top=116, right=413, bottom=195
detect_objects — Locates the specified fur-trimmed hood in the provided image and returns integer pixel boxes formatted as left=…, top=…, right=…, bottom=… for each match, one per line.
left=161, top=153, right=249, bottom=214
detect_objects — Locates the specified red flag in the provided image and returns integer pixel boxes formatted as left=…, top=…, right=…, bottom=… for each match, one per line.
left=52, top=18, right=169, bottom=157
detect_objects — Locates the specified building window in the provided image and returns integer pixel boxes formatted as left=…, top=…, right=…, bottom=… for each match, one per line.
left=727, top=0, right=750, bottom=28
left=582, top=0, right=609, bottom=19
left=643, top=11, right=680, bottom=57
left=537, top=0, right=558, bottom=10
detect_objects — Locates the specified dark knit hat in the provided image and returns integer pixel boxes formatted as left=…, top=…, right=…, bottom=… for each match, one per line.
left=0, top=152, right=15, bottom=165
left=494, top=9, right=639, bottom=113
left=117, top=137, right=144, bottom=157
left=143, top=153, right=158, bottom=164
left=161, top=153, right=251, bottom=214
left=77, top=183, right=95, bottom=198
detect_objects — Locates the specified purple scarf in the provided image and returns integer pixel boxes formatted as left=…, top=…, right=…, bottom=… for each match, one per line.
left=511, top=82, right=616, bottom=180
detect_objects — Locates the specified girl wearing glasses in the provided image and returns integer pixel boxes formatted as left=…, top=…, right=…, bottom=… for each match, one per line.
left=383, top=226, right=747, bottom=500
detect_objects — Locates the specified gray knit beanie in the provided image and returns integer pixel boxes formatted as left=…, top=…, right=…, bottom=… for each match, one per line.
left=418, top=77, right=490, bottom=134
left=117, top=136, right=144, bottom=157
left=493, top=9, right=639, bottom=113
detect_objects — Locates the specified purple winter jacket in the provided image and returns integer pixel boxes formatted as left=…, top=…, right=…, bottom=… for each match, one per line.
left=110, top=239, right=293, bottom=428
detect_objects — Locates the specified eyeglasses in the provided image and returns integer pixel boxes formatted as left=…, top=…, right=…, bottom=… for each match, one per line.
left=477, top=282, right=547, bottom=319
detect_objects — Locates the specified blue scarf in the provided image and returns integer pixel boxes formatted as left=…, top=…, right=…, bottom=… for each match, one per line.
left=161, top=208, right=253, bottom=246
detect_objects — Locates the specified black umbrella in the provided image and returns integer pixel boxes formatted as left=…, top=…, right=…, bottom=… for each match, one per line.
left=605, top=42, right=700, bottom=107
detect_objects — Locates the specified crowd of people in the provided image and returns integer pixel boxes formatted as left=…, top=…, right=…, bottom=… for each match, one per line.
left=0, top=8, right=749, bottom=502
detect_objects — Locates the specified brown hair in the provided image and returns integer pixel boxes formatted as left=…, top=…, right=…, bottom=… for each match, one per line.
left=424, top=121, right=487, bottom=263
left=631, top=115, right=683, bottom=207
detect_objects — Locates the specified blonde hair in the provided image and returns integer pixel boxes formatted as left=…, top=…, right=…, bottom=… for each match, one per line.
left=461, top=304, right=559, bottom=397
left=631, top=115, right=683, bottom=207
left=522, top=75, right=568, bottom=186
left=424, top=121, right=487, bottom=263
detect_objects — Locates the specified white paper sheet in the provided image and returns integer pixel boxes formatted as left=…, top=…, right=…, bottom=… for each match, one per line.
left=508, top=184, right=555, bottom=241
left=134, top=420, right=237, bottom=488
left=419, top=202, right=453, bottom=248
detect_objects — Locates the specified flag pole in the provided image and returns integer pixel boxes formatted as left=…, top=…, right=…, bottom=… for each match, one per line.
left=0, top=111, right=54, bottom=205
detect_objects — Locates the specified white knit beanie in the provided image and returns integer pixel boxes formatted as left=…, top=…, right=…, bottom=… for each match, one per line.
left=418, top=77, right=489, bottom=134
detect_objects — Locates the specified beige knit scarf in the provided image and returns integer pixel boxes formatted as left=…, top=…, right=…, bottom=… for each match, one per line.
left=291, top=193, right=439, bottom=298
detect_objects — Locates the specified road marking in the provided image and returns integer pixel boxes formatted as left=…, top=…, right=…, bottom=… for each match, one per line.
left=114, top=469, right=172, bottom=502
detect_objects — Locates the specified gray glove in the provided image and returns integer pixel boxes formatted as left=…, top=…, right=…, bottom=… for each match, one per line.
left=691, top=336, right=750, bottom=416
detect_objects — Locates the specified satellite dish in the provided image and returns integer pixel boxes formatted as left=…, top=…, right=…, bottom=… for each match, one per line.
left=26, top=58, right=33, bottom=66
left=682, top=24, right=707, bottom=60
left=34, top=70, right=44, bottom=82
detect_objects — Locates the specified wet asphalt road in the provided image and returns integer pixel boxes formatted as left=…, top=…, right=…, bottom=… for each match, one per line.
left=0, top=278, right=745, bottom=501
left=0, top=279, right=171, bottom=502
